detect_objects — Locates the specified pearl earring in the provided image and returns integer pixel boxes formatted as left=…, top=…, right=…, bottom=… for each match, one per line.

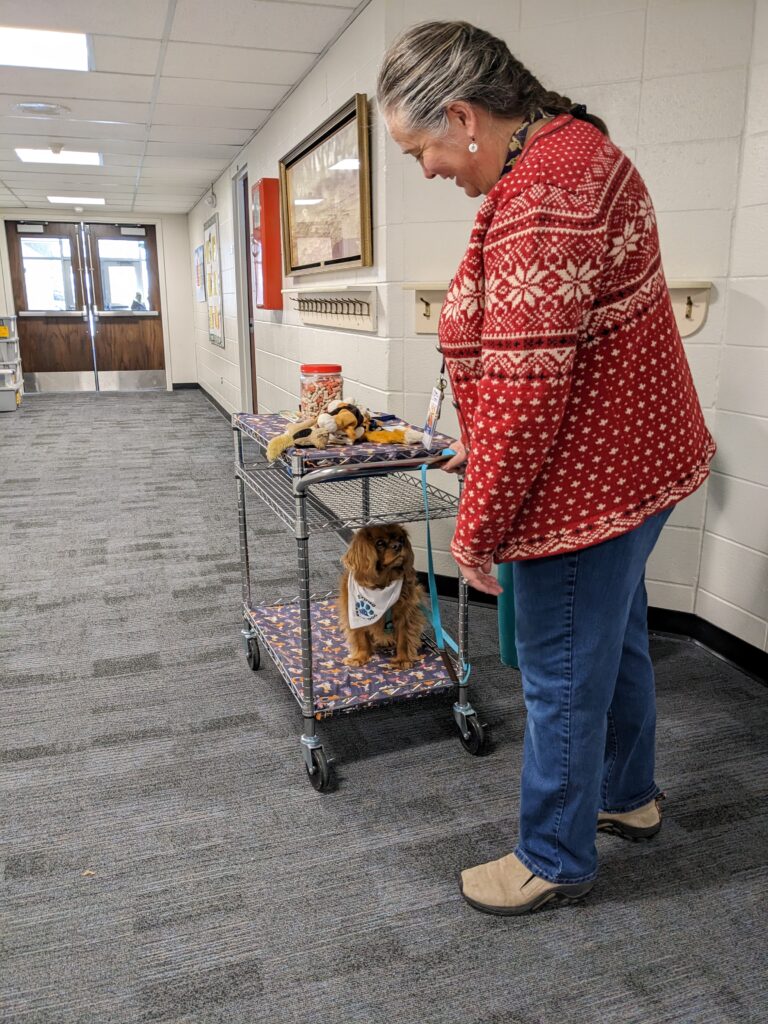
left=468, top=139, right=478, bottom=153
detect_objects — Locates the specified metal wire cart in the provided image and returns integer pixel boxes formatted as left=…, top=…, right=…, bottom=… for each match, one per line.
left=233, top=412, right=489, bottom=792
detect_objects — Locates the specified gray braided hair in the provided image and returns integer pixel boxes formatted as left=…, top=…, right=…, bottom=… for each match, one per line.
left=377, top=21, right=608, bottom=136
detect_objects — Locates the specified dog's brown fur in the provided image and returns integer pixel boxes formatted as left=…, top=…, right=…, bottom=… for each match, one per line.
left=338, top=524, right=426, bottom=670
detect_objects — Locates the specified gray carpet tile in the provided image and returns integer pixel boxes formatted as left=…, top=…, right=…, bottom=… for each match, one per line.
left=1, top=390, right=766, bottom=1024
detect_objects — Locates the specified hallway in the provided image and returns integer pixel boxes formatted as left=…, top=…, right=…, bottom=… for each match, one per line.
left=1, top=392, right=766, bottom=1023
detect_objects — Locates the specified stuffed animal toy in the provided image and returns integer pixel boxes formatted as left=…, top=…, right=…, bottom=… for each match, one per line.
left=317, top=400, right=370, bottom=443
left=265, top=419, right=332, bottom=462
left=318, top=400, right=424, bottom=446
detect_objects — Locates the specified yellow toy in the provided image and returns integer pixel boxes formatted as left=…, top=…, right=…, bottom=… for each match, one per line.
left=265, top=419, right=332, bottom=462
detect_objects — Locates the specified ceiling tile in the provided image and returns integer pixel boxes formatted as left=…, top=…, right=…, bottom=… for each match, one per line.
left=145, top=140, right=241, bottom=160
left=91, top=36, right=162, bottom=76
left=149, top=123, right=250, bottom=146
left=162, top=41, right=315, bottom=85
left=0, top=116, right=147, bottom=142
left=0, top=96, right=151, bottom=125
left=0, top=0, right=170, bottom=36
left=0, top=68, right=155, bottom=103
left=156, top=76, right=287, bottom=109
left=152, top=104, right=268, bottom=130
left=171, top=0, right=349, bottom=52
left=141, top=154, right=233, bottom=171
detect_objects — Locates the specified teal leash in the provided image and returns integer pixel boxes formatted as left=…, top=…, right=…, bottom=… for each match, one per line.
left=420, top=461, right=471, bottom=685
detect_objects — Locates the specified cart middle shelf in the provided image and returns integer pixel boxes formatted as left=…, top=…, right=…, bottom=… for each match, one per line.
left=237, top=459, right=460, bottom=535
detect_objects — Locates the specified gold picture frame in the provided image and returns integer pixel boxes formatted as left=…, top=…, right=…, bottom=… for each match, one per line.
left=278, top=94, right=373, bottom=277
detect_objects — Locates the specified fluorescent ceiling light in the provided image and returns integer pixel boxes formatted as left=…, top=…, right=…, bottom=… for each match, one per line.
left=0, top=27, right=89, bottom=71
left=329, top=158, right=360, bottom=170
left=16, top=148, right=101, bottom=165
left=294, top=198, right=322, bottom=205
left=47, top=196, right=105, bottom=205
left=14, top=101, right=71, bottom=117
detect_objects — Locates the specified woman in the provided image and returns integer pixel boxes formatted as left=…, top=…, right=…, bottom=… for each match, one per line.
left=378, top=21, right=715, bottom=916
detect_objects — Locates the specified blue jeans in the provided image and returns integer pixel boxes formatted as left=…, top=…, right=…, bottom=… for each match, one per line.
left=511, top=508, right=672, bottom=884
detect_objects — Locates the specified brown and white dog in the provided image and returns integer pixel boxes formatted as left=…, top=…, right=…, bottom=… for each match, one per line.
left=338, top=524, right=426, bottom=669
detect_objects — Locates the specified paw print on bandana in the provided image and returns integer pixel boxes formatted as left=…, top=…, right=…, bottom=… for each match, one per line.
left=355, top=598, right=376, bottom=620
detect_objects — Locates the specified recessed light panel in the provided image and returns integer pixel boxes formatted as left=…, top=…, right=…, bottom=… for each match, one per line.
left=0, top=28, right=89, bottom=71
left=14, top=102, right=72, bottom=117
left=47, top=196, right=106, bottom=205
left=16, top=149, right=102, bottom=166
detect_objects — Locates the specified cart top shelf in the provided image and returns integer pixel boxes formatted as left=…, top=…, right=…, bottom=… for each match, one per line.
left=233, top=412, right=456, bottom=469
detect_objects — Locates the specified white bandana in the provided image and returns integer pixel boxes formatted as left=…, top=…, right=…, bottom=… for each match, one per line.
left=347, top=575, right=403, bottom=629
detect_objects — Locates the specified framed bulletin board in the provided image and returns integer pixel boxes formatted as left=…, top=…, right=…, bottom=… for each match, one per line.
left=251, top=177, right=282, bottom=309
left=278, top=94, right=372, bottom=277
left=203, top=213, right=224, bottom=348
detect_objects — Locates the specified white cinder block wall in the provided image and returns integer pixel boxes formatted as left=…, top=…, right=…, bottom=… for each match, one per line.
left=695, top=0, right=768, bottom=651
left=186, top=0, right=767, bottom=648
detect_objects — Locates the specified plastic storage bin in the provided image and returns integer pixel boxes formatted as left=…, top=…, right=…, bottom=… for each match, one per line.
left=0, top=315, right=17, bottom=341
left=0, top=383, right=22, bottom=412
left=0, top=362, right=21, bottom=388
left=0, top=339, right=19, bottom=362
left=299, top=363, right=342, bottom=419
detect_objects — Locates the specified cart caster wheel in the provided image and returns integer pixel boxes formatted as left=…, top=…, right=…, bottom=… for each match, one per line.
left=246, top=637, right=261, bottom=671
left=306, top=747, right=333, bottom=792
left=457, top=716, right=489, bottom=756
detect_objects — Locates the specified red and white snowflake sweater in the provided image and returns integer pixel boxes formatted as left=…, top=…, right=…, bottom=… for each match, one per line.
left=440, top=113, right=715, bottom=566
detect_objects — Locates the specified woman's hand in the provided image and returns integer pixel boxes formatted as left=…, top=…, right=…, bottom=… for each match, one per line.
left=440, top=439, right=468, bottom=474
left=457, top=557, right=503, bottom=597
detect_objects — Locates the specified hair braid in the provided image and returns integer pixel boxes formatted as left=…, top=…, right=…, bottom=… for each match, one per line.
left=377, top=21, right=609, bottom=137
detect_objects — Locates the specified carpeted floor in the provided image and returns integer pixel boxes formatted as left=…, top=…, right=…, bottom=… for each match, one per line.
left=1, top=390, right=766, bottom=1024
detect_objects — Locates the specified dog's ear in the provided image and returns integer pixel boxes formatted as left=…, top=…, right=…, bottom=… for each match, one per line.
left=398, top=527, right=415, bottom=572
left=342, top=529, right=378, bottom=586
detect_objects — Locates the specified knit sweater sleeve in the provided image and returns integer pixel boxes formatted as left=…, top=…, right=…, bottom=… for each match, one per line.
left=451, top=183, right=606, bottom=567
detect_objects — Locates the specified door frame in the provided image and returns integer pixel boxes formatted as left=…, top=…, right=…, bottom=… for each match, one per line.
left=232, top=163, right=256, bottom=413
left=0, top=211, right=176, bottom=390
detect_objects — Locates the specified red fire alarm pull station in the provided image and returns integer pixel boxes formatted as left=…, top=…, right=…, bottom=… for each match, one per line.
left=251, top=177, right=283, bottom=310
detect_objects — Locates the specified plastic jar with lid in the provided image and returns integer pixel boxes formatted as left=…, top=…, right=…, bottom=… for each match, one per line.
left=300, top=363, right=342, bottom=419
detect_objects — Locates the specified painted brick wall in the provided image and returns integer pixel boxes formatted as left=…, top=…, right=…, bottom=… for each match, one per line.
left=694, top=0, right=768, bottom=650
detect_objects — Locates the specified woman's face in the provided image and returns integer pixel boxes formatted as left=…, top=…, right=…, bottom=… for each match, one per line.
left=386, top=105, right=502, bottom=197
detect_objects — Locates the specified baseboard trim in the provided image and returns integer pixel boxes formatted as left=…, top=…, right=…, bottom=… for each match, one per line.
left=198, top=385, right=230, bottom=422
left=419, top=571, right=767, bottom=684
left=647, top=607, right=767, bottom=683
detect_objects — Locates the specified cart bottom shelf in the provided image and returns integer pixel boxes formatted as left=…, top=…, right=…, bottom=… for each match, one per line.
left=245, top=598, right=456, bottom=717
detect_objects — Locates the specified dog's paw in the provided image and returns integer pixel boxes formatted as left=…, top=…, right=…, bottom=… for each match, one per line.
left=389, top=657, right=413, bottom=670
left=343, top=654, right=371, bottom=667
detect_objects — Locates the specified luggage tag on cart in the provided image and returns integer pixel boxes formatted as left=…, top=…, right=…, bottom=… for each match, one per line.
left=421, top=376, right=446, bottom=452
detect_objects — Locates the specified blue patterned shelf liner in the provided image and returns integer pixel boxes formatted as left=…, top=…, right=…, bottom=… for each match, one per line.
left=234, top=411, right=456, bottom=467
left=246, top=598, right=456, bottom=717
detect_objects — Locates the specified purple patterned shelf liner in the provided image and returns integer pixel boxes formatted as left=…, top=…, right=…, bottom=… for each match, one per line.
left=247, top=598, right=455, bottom=717
left=234, top=412, right=456, bottom=467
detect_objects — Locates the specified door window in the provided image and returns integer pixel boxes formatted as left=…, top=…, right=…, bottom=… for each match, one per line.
left=20, top=236, right=77, bottom=310
left=96, top=238, right=151, bottom=310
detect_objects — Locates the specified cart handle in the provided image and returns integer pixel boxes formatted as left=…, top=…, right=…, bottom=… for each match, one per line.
left=293, top=451, right=457, bottom=493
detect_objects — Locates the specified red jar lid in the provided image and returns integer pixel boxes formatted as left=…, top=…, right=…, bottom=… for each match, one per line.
left=300, top=364, right=342, bottom=374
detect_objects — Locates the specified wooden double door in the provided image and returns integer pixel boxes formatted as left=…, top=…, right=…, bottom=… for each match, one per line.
left=5, top=220, right=165, bottom=392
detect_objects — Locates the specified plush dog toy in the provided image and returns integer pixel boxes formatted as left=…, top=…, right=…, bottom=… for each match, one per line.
left=319, top=400, right=424, bottom=446
left=265, top=419, right=332, bottom=461
left=266, top=401, right=425, bottom=461
left=317, top=400, right=370, bottom=443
